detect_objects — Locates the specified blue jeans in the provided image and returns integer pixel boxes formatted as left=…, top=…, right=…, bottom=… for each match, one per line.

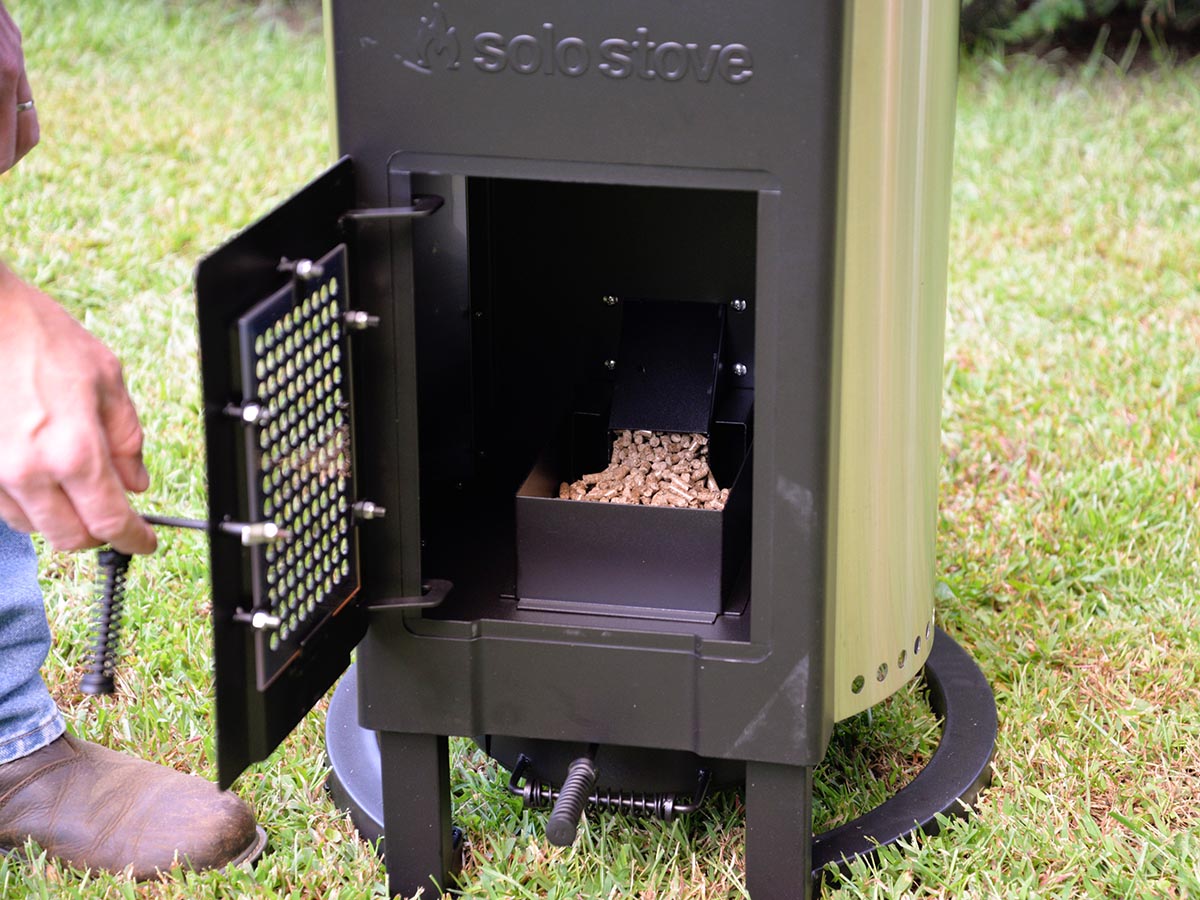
left=0, top=521, right=65, bottom=765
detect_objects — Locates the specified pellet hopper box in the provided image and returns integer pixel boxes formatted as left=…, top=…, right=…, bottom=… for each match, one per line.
left=194, top=2, right=997, bottom=898
left=516, top=296, right=754, bottom=619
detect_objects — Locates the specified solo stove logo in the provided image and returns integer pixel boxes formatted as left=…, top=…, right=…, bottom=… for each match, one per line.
left=403, top=3, right=754, bottom=84
left=405, top=3, right=461, bottom=73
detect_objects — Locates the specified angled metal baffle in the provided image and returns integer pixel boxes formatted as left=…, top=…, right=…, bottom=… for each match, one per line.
left=325, top=626, right=997, bottom=871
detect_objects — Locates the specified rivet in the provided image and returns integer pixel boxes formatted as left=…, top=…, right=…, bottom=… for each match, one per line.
left=733, top=363, right=748, bottom=377
left=731, top=298, right=747, bottom=312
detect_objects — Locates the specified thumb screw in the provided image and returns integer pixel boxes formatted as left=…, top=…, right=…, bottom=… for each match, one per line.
left=545, top=755, right=599, bottom=847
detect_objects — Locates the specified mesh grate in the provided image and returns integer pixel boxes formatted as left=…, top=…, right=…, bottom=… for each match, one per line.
left=237, top=244, right=359, bottom=688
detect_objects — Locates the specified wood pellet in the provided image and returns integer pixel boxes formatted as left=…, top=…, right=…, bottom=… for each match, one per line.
left=559, top=430, right=730, bottom=510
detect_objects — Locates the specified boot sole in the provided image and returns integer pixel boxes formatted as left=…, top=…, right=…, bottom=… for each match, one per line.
left=1, top=824, right=270, bottom=875
left=226, top=825, right=269, bottom=870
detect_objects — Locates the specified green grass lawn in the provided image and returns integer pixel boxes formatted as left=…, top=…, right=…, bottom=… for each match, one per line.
left=1, top=2, right=1198, bottom=897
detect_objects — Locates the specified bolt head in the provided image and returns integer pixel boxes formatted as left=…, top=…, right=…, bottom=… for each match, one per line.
left=733, top=363, right=748, bottom=377
left=604, top=359, right=616, bottom=371
left=602, top=295, right=618, bottom=306
left=731, top=298, right=747, bottom=312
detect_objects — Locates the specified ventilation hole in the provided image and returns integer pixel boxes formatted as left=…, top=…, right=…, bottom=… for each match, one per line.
left=914, top=635, right=922, bottom=656
left=897, top=649, right=907, bottom=669
left=851, top=675, right=865, bottom=694
left=876, top=663, right=888, bottom=682
left=926, top=622, right=933, bottom=640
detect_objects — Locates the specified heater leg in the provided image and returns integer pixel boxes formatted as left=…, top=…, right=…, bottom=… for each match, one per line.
left=380, top=732, right=457, bottom=899
left=745, top=762, right=814, bottom=900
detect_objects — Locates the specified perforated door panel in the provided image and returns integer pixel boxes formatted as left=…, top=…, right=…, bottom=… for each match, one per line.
left=236, top=244, right=360, bottom=689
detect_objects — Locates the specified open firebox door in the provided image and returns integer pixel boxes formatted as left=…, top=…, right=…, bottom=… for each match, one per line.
left=196, top=158, right=443, bottom=787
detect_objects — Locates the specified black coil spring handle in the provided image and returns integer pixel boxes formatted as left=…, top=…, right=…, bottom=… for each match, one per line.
left=545, top=748, right=599, bottom=847
left=79, top=515, right=206, bottom=697
left=80, top=548, right=133, bottom=696
left=509, top=753, right=713, bottom=825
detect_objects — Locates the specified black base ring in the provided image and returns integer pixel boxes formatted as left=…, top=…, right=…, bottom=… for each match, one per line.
left=812, top=626, right=997, bottom=875
left=326, top=626, right=997, bottom=873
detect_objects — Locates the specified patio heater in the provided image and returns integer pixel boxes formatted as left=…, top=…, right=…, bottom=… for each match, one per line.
left=192, top=2, right=997, bottom=898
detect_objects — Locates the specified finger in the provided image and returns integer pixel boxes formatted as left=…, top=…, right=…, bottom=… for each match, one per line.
left=98, top=362, right=150, bottom=493
left=0, top=4, right=21, bottom=173
left=60, top=449, right=157, bottom=555
left=6, top=479, right=104, bottom=552
left=0, top=65, right=15, bottom=173
left=12, top=70, right=36, bottom=166
left=111, top=453, right=150, bottom=494
left=0, top=487, right=34, bottom=533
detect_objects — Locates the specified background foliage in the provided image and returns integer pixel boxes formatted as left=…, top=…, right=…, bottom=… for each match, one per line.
left=962, top=0, right=1200, bottom=48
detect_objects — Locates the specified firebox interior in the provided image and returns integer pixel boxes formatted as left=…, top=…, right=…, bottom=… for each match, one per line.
left=409, top=176, right=756, bottom=627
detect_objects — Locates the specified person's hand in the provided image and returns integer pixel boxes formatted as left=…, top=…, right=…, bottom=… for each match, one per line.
left=0, top=1, right=38, bottom=173
left=0, top=262, right=157, bottom=555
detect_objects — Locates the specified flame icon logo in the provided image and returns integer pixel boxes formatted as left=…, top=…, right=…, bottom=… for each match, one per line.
left=404, top=3, right=460, bottom=74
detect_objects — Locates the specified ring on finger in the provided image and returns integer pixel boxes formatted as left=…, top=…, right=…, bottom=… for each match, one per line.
left=16, top=99, right=34, bottom=112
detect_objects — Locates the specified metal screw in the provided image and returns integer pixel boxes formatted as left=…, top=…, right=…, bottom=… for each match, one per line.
left=602, top=295, right=618, bottom=306
left=733, top=363, right=748, bottom=377
left=238, top=610, right=282, bottom=632
left=353, top=500, right=387, bottom=521
left=223, top=402, right=269, bottom=425
left=344, top=309, right=381, bottom=330
left=221, top=521, right=291, bottom=546
left=731, top=298, right=747, bottom=313
left=604, top=359, right=616, bottom=371
left=278, top=257, right=324, bottom=281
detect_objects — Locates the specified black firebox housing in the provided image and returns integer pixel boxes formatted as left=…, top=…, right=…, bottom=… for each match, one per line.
left=198, top=3, right=856, bottom=898
left=344, top=0, right=843, bottom=763
left=344, top=2, right=846, bottom=887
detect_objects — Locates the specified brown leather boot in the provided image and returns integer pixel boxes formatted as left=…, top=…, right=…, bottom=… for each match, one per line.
left=0, top=734, right=266, bottom=879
